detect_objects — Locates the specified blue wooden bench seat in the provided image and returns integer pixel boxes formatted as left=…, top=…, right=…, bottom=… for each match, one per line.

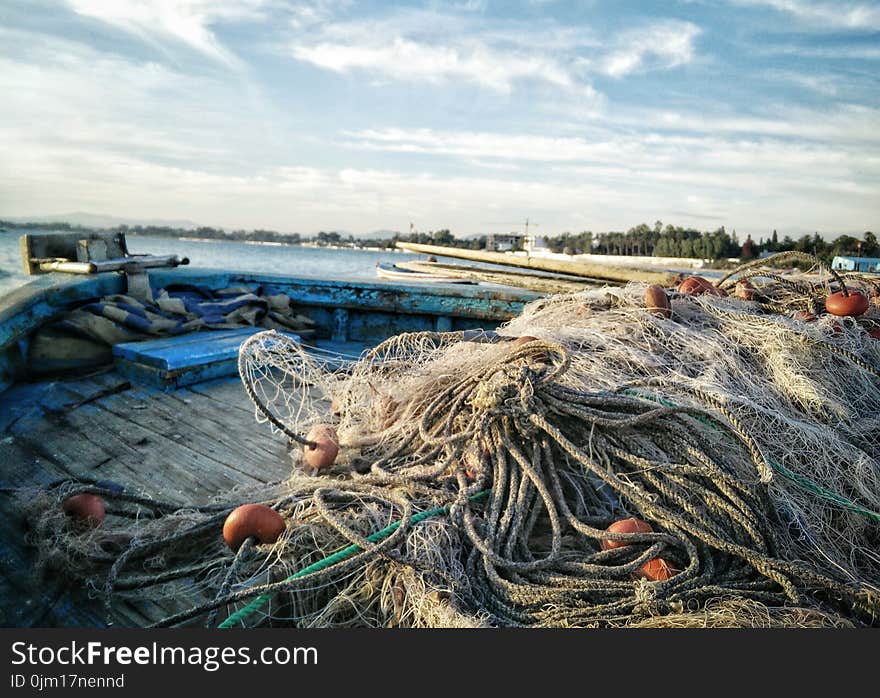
left=113, top=328, right=300, bottom=390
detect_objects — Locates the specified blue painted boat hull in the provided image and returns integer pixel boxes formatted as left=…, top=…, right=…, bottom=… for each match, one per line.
left=0, top=267, right=540, bottom=394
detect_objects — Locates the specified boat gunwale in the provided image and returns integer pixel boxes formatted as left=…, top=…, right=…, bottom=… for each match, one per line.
left=0, top=267, right=542, bottom=395
left=0, top=267, right=541, bottom=349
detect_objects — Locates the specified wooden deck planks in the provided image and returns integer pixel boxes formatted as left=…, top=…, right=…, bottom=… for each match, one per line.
left=0, top=370, right=300, bottom=627
left=0, top=436, right=91, bottom=627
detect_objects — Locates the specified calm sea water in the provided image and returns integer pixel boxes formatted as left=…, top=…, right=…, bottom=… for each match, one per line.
left=0, top=232, right=422, bottom=298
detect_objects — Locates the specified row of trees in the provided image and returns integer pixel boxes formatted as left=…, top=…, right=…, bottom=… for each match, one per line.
left=384, top=229, right=487, bottom=250
left=545, top=222, right=741, bottom=259
left=544, top=222, right=876, bottom=263
left=754, top=229, right=879, bottom=260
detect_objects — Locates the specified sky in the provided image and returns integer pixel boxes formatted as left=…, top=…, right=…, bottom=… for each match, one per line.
left=0, top=0, right=878, bottom=238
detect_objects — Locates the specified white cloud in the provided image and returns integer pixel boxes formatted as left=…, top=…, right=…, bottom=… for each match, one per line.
left=335, top=121, right=880, bottom=233
left=759, top=67, right=880, bottom=104
left=293, top=37, right=581, bottom=94
left=757, top=44, right=880, bottom=60
left=288, top=12, right=699, bottom=95
left=346, top=128, right=625, bottom=162
left=451, top=0, right=488, bottom=11
left=645, top=104, right=880, bottom=143
left=0, top=26, right=281, bottom=178
left=288, top=0, right=352, bottom=29
left=64, top=0, right=269, bottom=66
left=345, top=124, right=880, bottom=186
left=733, top=0, right=880, bottom=31
left=597, top=21, right=702, bottom=77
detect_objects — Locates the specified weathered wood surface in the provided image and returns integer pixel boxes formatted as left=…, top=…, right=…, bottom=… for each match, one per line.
left=0, top=370, right=296, bottom=627
left=398, top=260, right=596, bottom=294
left=20, top=231, right=128, bottom=275
left=395, top=242, right=680, bottom=286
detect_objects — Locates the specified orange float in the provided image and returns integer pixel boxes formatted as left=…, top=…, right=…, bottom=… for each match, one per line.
left=644, top=285, right=671, bottom=318
left=62, top=494, right=105, bottom=526
left=303, top=425, right=340, bottom=470
left=222, top=504, right=286, bottom=551
left=825, top=291, right=868, bottom=317
left=636, top=558, right=679, bottom=582
left=601, top=517, right=653, bottom=551
left=677, top=276, right=726, bottom=297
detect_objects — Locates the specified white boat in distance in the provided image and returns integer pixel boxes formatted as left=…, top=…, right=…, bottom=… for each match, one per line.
left=375, top=262, right=476, bottom=284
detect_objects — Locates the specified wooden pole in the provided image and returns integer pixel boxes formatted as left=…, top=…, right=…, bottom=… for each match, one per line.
left=395, top=242, right=678, bottom=286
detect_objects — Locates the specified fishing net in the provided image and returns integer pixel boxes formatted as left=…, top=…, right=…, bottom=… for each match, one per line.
left=18, top=251, right=880, bottom=627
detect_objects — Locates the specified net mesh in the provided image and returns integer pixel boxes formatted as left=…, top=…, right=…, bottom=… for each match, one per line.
left=18, top=252, right=880, bottom=627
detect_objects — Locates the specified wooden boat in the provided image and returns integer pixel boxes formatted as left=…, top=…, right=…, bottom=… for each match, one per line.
left=375, top=261, right=476, bottom=284
left=0, top=233, right=538, bottom=627
left=396, top=260, right=597, bottom=294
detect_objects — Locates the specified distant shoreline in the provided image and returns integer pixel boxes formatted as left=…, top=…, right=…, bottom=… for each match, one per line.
left=178, top=237, right=403, bottom=253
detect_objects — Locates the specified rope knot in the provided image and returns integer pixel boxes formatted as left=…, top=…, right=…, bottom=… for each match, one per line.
left=632, top=579, right=662, bottom=618
left=470, top=372, right=518, bottom=411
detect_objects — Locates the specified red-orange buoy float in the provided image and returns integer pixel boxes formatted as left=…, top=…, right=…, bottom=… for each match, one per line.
left=223, top=503, right=286, bottom=551
left=644, top=285, right=671, bottom=318
left=636, top=558, right=679, bottom=582
left=601, top=517, right=653, bottom=551
left=303, top=424, right=339, bottom=470
left=825, top=291, right=868, bottom=317
left=62, top=493, right=105, bottom=526
left=869, top=328, right=880, bottom=340
left=677, top=276, right=726, bottom=297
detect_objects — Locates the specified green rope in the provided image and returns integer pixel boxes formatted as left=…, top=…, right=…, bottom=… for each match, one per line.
left=218, top=490, right=489, bottom=628
left=621, top=389, right=880, bottom=524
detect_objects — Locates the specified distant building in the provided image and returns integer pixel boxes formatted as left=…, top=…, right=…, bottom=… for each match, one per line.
left=486, top=233, right=524, bottom=252
left=524, top=235, right=548, bottom=253
left=832, top=255, right=880, bottom=272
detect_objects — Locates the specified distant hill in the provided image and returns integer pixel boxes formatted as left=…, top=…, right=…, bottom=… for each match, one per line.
left=3, top=212, right=201, bottom=230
